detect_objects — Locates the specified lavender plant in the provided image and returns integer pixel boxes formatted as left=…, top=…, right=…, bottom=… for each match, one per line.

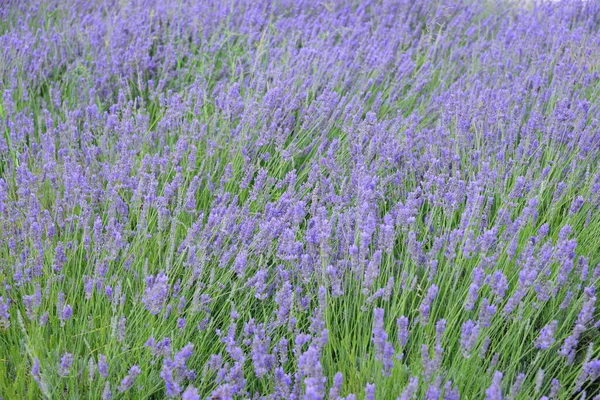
left=0, top=0, right=599, bottom=398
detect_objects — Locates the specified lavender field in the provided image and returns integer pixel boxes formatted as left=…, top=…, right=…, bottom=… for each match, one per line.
left=1, top=0, right=600, bottom=398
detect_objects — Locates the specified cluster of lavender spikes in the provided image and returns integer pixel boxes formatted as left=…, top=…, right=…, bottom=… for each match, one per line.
left=1, top=0, right=600, bottom=398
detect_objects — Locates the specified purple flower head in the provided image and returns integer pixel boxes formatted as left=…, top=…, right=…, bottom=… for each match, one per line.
left=246, top=268, right=268, bottom=300
left=234, top=248, right=248, bottom=277
left=98, top=354, right=109, bottom=378
left=59, top=353, right=74, bottom=376
left=146, top=336, right=172, bottom=357
left=425, top=376, right=442, bottom=400
left=509, top=373, right=525, bottom=399
left=575, top=359, right=600, bottom=391
left=399, top=376, right=419, bottom=400
left=102, top=382, right=112, bottom=400
left=161, top=363, right=181, bottom=398
left=460, top=320, right=479, bottom=358
left=569, top=196, right=585, bottom=215
left=0, top=296, right=10, bottom=329
left=478, top=298, right=496, bottom=328
left=435, top=319, right=447, bottom=344
left=298, top=344, right=325, bottom=399
left=444, top=380, right=460, bottom=400
left=397, top=316, right=409, bottom=347
left=372, top=308, right=395, bottom=376
left=329, top=372, right=343, bottom=399
left=363, top=250, right=383, bottom=293
left=485, top=371, right=503, bottom=400
left=59, top=304, right=73, bottom=326
left=535, top=320, right=558, bottom=350
left=142, top=272, right=170, bottom=315
left=421, top=343, right=443, bottom=382
left=182, top=386, right=200, bottom=400
left=251, top=325, right=275, bottom=378
left=119, top=365, right=141, bottom=393
left=31, top=357, right=42, bottom=383
left=365, top=383, right=376, bottom=400
left=479, top=337, right=491, bottom=359
left=275, top=281, right=293, bottom=326
left=549, top=379, right=561, bottom=398
left=489, top=271, right=508, bottom=299
left=559, top=326, right=582, bottom=365
left=465, top=278, right=483, bottom=311
left=88, top=357, right=96, bottom=384
left=419, top=284, right=438, bottom=325
left=576, top=286, right=596, bottom=327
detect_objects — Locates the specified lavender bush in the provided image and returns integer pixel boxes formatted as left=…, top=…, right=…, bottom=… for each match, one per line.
left=0, top=0, right=599, bottom=398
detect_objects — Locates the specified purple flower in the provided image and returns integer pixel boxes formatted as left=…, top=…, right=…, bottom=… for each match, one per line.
left=444, top=380, right=460, bottom=400
left=372, top=308, right=395, bottom=376
left=460, top=320, right=479, bottom=358
left=532, top=369, right=545, bottom=396
left=419, top=284, right=439, bottom=325
left=31, top=357, right=42, bottom=382
left=426, top=376, right=442, bottom=400
left=246, top=268, right=268, bottom=300
left=435, top=319, right=446, bottom=344
left=116, top=316, right=126, bottom=341
left=102, top=382, right=112, bottom=400
left=275, top=281, right=293, bottom=326
left=569, top=196, right=585, bottom=215
left=509, top=373, right=526, bottom=399
left=489, top=271, right=508, bottom=299
left=142, top=272, right=170, bottom=315
left=421, top=343, right=443, bottom=383
left=549, top=379, right=561, bottom=399
left=479, top=337, right=491, bottom=359
left=234, top=248, right=248, bottom=277
left=298, top=345, right=325, bottom=399
left=0, top=1, right=599, bottom=398
left=182, top=386, right=200, bottom=400
left=329, top=372, right=343, bottom=399
left=383, top=277, right=395, bottom=301
left=146, top=336, right=172, bottom=357
left=98, top=354, right=109, bottom=378
left=558, top=326, right=582, bottom=364
left=478, top=298, right=497, bottom=328
left=118, top=365, right=141, bottom=393
left=0, top=296, right=10, bottom=329
left=397, top=316, right=409, bottom=347
left=161, top=363, right=181, bottom=398
left=274, top=367, right=292, bottom=398
left=575, top=359, right=600, bottom=391
left=535, top=320, right=558, bottom=350
left=465, top=268, right=485, bottom=310
left=576, top=286, right=596, bottom=327
left=251, top=325, right=274, bottom=378
left=399, top=376, right=419, bottom=400
left=39, top=312, right=49, bottom=327
left=59, top=353, right=74, bottom=376
left=363, top=250, right=383, bottom=293
left=365, top=383, right=375, bottom=400
left=485, top=371, right=503, bottom=400
left=59, top=304, right=73, bottom=326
